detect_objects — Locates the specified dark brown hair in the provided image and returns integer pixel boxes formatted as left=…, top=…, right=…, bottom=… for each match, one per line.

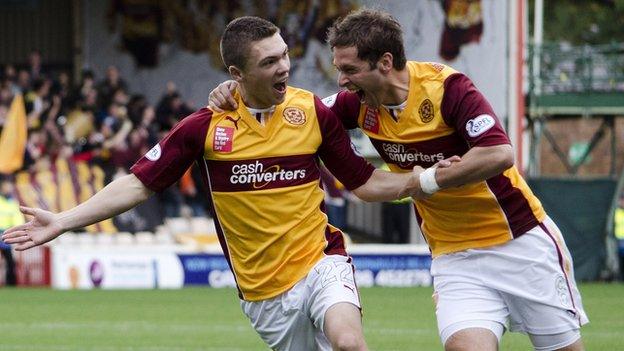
left=327, top=9, right=406, bottom=70
left=220, top=16, right=280, bottom=70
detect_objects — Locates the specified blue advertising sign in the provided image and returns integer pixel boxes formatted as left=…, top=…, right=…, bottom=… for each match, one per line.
left=177, top=252, right=432, bottom=288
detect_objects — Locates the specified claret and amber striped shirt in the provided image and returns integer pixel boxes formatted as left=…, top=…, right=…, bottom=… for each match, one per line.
left=324, top=61, right=546, bottom=257
left=132, top=87, right=374, bottom=301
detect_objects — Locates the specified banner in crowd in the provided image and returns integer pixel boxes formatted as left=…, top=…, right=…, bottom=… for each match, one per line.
left=0, top=94, right=27, bottom=174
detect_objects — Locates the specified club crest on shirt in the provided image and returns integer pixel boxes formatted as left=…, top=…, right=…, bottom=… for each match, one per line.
left=213, top=126, right=234, bottom=152
left=283, top=107, right=306, bottom=125
left=363, top=107, right=380, bottom=134
left=419, top=99, right=435, bottom=123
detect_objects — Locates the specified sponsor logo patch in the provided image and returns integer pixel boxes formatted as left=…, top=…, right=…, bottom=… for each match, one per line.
left=213, top=126, right=234, bottom=152
left=466, top=114, right=495, bottom=137
left=230, top=160, right=307, bottom=189
left=418, top=99, right=434, bottom=123
left=382, top=142, right=444, bottom=168
left=363, top=107, right=380, bottom=134
left=430, top=62, right=445, bottom=72
left=145, top=144, right=161, bottom=161
left=225, top=115, right=241, bottom=130
left=283, top=107, right=306, bottom=125
left=321, top=93, right=338, bottom=108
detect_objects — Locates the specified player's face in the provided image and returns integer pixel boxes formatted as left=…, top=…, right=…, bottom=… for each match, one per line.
left=238, top=33, right=290, bottom=108
left=332, top=46, right=384, bottom=106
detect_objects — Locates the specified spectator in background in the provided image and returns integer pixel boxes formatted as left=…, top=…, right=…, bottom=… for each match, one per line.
left=27, top=50, right=47, bottom=81
left=109, top=87, right=130, bottom=111
left=75, top=70, right=96, bottom=106
left=25, top=78, right=52, bottom=130
left=99, top=102, right=133, bottom=178
left=2, top=65, right=20, bottom=96
left=0, top=82, right=13, bottom=107
left=155, top=82, right=193, bottom=132
left=0, top=177, right=24, bottom=286
left=127, top=94, right=149, bottom=126
left=23, top=127, right=48, bottom=170
left=16, top=69, right=31, bottom=94
left=0, top=104, right=8, bottom=132
left=97, top=65, right=128, bottom=108
left=614, top=193, right=624, bottom=280
left=51, top=71, right=72, bottom=110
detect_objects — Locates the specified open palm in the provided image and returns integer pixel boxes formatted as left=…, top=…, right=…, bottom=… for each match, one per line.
left=1, top=207, right=63, bottom=251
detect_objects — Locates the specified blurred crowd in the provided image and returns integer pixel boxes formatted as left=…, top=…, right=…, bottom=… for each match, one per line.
left=0, top=50, right=208, bottom=220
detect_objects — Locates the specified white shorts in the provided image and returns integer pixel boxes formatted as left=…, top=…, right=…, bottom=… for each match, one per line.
left=240, top=255, right=361, bottom=351
left=431, top=216, right=589, bottom=345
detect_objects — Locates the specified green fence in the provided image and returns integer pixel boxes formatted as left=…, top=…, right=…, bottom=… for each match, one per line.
left=528, top=178, right=617, bottom=281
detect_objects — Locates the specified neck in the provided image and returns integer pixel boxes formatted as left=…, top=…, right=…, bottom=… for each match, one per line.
left=238, top=85, right=271, bottom=109
left=378, top=68, right=410, bottom=106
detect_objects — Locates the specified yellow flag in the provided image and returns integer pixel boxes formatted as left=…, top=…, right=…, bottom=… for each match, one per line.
left=0, top=94, right=28, bottom=174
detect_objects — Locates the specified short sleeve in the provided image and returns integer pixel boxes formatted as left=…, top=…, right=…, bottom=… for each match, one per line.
left=321, top=90, right=361, bottom=130
left=315, top=96, right=374, bottom=191
left=131, top=109, right=212, bottom=192
left=441, top=73, right=510, bottom=147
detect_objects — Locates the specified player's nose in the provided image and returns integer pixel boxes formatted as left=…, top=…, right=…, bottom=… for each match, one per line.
left=337, top=71, right=350, bottom=87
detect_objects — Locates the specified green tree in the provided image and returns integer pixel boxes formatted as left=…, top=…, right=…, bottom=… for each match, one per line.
left=530, top=0, right=624, bottom=44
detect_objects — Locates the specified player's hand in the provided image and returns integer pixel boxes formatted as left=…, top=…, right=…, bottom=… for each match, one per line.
left=0, top=207, right=64, bottom=251
left=410, top=156, right=461, bottom=200
left=208, top=80, right=239, bottom=112
left=433, top=155, right=461, bottom=168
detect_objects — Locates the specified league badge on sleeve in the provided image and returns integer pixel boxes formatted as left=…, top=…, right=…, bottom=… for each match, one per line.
left=145, top=144, right=161, bottom=161
left=322, top=93, right=338, bottom=108
left=466, top=114, right=495, bottom=137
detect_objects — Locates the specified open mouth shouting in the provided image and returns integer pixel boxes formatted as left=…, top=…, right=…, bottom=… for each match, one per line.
left=273, top=79, right=287, bottom=95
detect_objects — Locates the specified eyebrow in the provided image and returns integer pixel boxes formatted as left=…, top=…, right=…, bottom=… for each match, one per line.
left=334, top=63, right=358, bottom=72
left=259, top=47, right=289, bottom=65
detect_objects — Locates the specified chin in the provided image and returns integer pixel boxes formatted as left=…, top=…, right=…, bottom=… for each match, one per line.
left=273, top=95, right=286, bottom=105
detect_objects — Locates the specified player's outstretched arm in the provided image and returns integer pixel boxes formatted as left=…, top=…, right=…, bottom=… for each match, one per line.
left=208, top=80, right=239, bottom=112
left=352, top=156, right=461, bottom=202
left=1, top=174, right=153, bottom=251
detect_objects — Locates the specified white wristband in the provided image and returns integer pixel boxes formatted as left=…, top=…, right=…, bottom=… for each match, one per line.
left=419, top=167, right=440, bottom=195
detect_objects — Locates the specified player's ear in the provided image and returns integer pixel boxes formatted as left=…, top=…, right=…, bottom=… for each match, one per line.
left=377, top=52, right=393, bottom=73
left=229, top=65, right=244, bottom=82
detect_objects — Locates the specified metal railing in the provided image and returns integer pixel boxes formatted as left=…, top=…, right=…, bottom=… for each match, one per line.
left=529, top=42, right=624, bottom=95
